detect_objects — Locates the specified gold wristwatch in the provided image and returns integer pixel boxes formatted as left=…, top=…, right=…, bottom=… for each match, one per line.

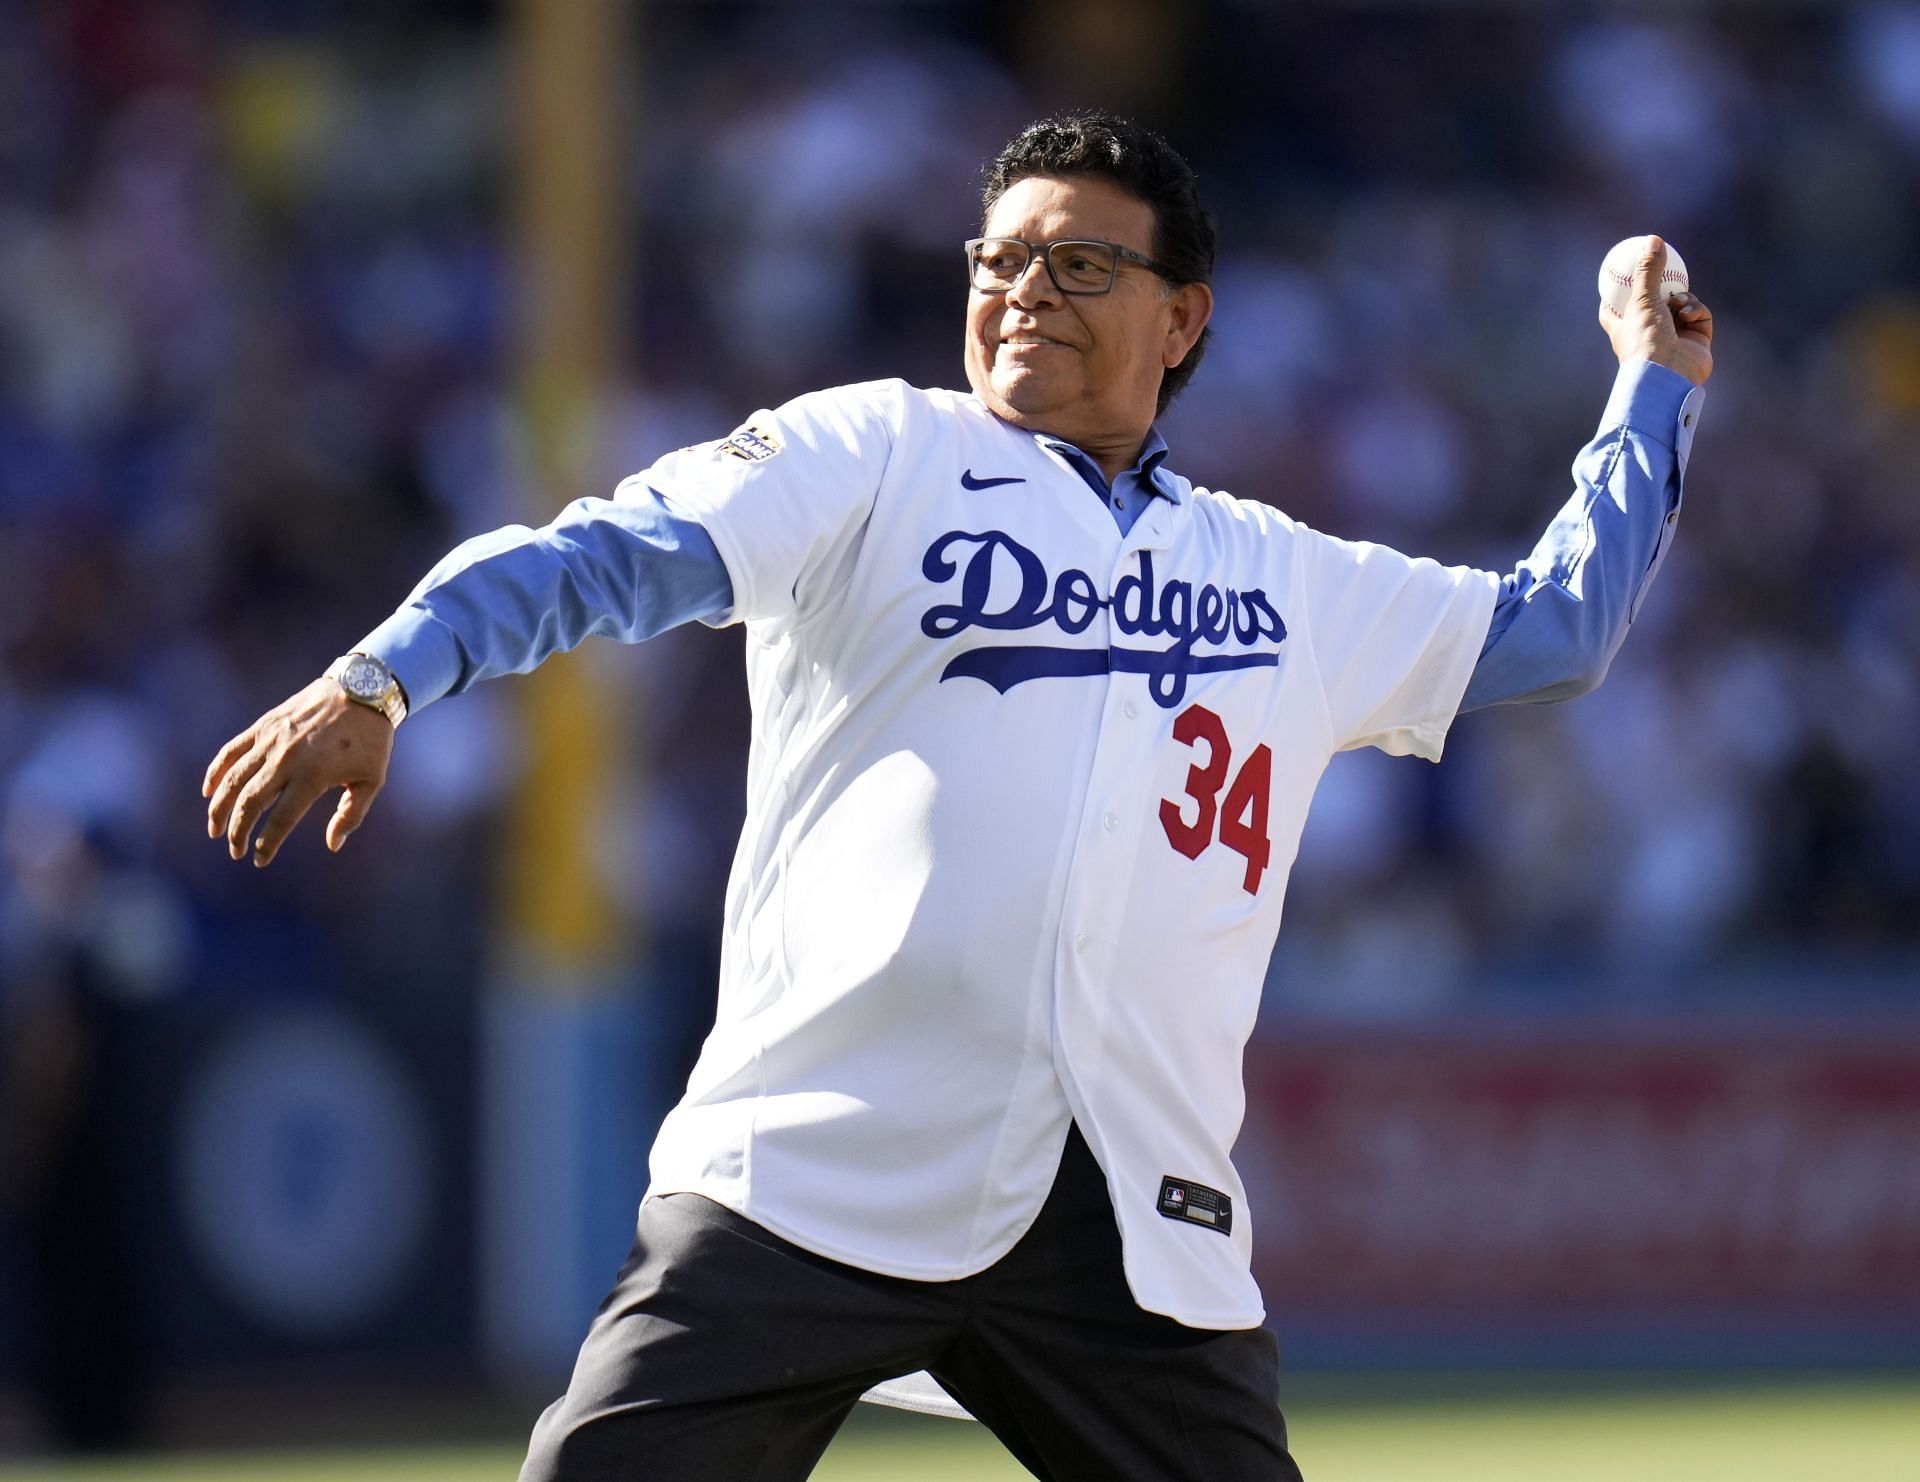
left=327, top=652, right=409, bottom=727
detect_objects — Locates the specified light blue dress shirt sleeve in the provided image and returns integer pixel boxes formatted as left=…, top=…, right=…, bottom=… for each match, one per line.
left=1460, top=359, right=1706, bottom=711
left=355, top=484, right=734, bottom=713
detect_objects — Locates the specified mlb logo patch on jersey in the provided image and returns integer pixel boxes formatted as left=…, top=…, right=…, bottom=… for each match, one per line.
left=719, top=423, right=783, bottom=463
left=1158, top=1175, right=1232, bottom=1236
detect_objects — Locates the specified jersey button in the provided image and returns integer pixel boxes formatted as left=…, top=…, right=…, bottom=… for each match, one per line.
left=1123, top=701, right=1139, bottom=719
left=1102, top=811, right=1118, bottom=831
left=1074, top=933, right=1089, bottom=953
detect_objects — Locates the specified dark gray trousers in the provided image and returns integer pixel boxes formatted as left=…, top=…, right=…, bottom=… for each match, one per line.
left=520, top=1125, right=1303, bottom=1481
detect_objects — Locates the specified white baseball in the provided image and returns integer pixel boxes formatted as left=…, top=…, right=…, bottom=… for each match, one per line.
left=1598, top=236, right=1689, bottom=320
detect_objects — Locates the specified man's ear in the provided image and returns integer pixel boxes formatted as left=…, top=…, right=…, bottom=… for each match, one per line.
left=1164, top=281, right=1213, bottom=367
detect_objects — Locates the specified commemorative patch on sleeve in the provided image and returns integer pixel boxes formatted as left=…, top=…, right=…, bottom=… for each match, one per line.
left=1158, top=1175, right=1232, bottom=1236
left=718, top=422, right=782, bottom=463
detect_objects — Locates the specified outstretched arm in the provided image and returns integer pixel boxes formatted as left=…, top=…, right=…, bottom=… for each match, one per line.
left=1461, top=237, right=1714, bottom=711
left=203, top=487, right=732, bottom=865
left=206, top=378, right=901, bottom=866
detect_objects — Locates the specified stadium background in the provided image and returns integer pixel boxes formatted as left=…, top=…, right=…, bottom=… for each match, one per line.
left=0, top=0, right=1915, bottom=1474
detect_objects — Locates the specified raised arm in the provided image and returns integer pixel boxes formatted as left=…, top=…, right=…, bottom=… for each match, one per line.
left=203, top=487, right=731, bottom=866
left=1461, top=237, right=1714, bottom=710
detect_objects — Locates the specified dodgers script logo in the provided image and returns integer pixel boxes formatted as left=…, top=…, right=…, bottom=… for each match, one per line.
left=919, top=530, right=1286, bottom=708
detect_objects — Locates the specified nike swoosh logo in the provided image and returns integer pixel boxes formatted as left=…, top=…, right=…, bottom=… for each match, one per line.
left=960, top=470, right=1026, bottom=490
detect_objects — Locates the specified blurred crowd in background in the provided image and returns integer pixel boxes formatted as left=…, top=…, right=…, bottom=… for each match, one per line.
left=1, top=0, right=1918, bottom=1448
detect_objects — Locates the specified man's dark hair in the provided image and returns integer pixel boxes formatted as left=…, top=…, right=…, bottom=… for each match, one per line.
left=981, top=111, right=1215, bottom=416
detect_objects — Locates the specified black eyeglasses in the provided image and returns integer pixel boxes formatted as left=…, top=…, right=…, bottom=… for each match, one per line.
left=964, top=237, right=1180, bottom=296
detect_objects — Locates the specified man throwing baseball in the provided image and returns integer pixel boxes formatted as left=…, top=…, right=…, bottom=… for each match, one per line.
left=204, top=113, right=1712, bottom=1481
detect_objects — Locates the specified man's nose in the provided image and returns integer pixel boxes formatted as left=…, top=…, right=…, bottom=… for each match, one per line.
left=1006, top=251, right=1061, bottom=310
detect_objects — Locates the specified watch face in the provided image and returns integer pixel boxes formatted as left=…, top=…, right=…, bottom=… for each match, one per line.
left=342, top=655, right=388, bottom=701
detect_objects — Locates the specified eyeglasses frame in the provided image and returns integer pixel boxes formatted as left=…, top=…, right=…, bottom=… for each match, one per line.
left=963, top=236, right=1182, bottom=297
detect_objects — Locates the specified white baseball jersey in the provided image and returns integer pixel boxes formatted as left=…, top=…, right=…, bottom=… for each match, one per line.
left=638, top=378, right=1498, bottom=1329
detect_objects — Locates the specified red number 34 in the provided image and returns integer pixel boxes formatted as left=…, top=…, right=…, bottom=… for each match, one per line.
left=1157, top=703, right=1272, bottom=895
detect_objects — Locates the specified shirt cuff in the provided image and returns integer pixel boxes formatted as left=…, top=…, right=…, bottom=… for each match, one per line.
left=355, top=606, right=467, bottom=715
left=1599, top=358, right=1707, bottom=474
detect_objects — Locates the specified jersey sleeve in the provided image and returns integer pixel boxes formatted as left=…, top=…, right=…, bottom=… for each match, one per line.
left=1298, top=532, right=1500, bottom=761
left=638, top=381, right=902, bottom=630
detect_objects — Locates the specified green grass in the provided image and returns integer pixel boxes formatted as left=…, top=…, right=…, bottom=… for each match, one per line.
left=1295, top=1381, right=1920, bottom=1482
left=3, top=1379, right=1916, bottom=1481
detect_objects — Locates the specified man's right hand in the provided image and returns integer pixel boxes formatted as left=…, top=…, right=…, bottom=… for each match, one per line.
left=203, top=678, right=396, bottom=867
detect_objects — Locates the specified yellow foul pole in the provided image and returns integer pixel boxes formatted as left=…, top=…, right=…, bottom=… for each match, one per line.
left=487, top=0, right=640, bottom=1375
left=505, top=0, right=630, bottom=970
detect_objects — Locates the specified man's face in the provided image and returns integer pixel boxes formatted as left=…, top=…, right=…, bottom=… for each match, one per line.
left=964, top=175, right=1210, bottom=451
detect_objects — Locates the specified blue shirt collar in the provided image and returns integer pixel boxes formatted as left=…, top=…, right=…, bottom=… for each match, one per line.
left=1030, top=424, right=1180, bottom=503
